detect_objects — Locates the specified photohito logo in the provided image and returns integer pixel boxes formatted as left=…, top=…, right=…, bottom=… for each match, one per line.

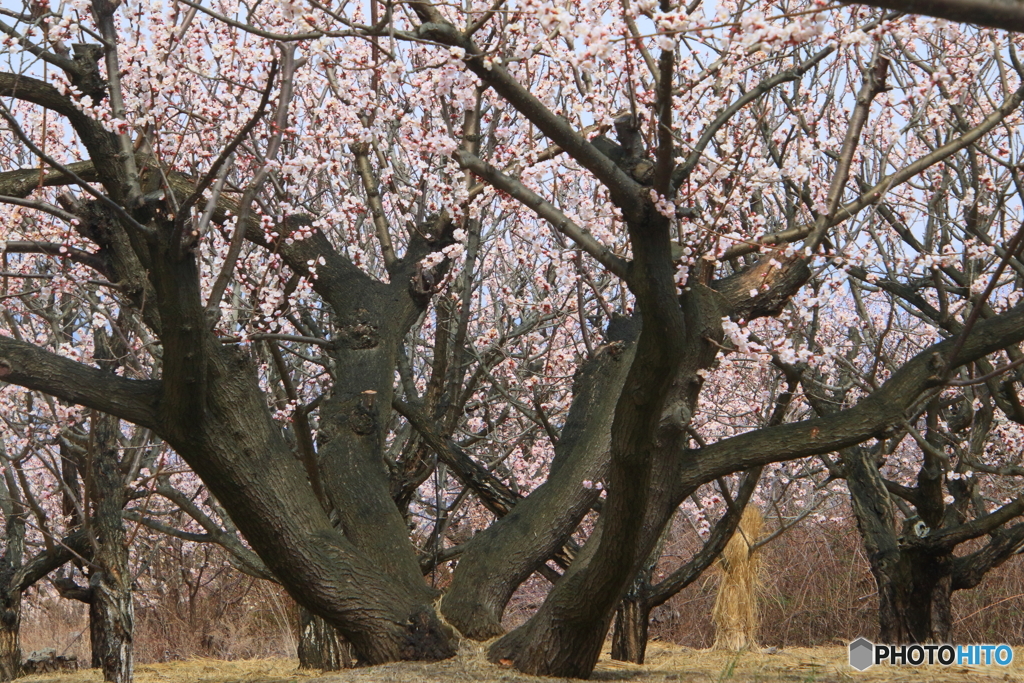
left=848, top=638, right=1014, bottom=671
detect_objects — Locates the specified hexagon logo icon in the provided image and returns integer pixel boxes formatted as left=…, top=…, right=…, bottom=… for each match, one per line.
left=849, top=637, right=875, bottom=671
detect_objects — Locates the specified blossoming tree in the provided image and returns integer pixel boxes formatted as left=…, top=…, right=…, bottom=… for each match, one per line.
left=2, top=0, right=1024, bottom=677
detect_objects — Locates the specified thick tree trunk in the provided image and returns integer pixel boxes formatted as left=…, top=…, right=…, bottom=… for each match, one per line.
left=0, top=442, right=26, bottom=683
left=610, top=576, right=651, bottom=664
left=88, top=413, right=133, bottom=683
left=298, top=607, right=353, bottom=670
left=844, top=445, right=954, bottom=644
left=146, top=239, right=455, bottom=665
left=874, top=551, right=953, bottom=643
left=487, top=263, right=726, bottom=677
left=442, top=328, right=638, bottom=639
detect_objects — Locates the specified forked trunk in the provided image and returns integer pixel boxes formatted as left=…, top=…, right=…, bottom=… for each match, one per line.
left=298, top=607, right=353, bottom=670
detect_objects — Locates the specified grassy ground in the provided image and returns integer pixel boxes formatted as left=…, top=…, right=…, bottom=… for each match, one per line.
left=15, top=641, right=1024, bottom=683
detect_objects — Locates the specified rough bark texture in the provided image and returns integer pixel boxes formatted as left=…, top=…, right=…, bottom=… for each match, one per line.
left=844, top=445, right=955, bottom=643
left=610, top=573, right=651, bottom=664
left=0, top=591, right=19, bottom=683
left=138, top=223, right=456, bottom=665
left=0, top=448, right=25, bottom=683
left=441, top=319, right=638, bottom=639
left=298, top=608, right=353, bottom=671
left=487, top=209, right=728, bottom=676
left=88, top=412, right=134, bottom=683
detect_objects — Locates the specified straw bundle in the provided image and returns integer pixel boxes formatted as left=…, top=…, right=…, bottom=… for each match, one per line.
left=711, top=505, right=763, bottom=651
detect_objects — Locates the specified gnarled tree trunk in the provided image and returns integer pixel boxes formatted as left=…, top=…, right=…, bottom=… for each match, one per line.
left=298, top=608, right=353, bottom=670
left=442, top=322, right=638, bottom=639
left=873, top=550, right=953, bottom=643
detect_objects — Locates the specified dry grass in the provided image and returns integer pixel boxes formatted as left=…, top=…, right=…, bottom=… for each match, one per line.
left=712, top=506, right=763, bottom=651
left=16, top=658, right=322, bottom=683
left=13, top=641, right=1024, bottom=683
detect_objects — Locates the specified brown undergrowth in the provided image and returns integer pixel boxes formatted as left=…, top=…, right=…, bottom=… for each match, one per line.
left=18, top=520, right=1024, bottom=668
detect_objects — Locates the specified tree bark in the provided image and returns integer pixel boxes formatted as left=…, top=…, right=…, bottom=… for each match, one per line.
left=141, top=229, right=456, bottom=665
left=0, top=589, right=20, bottom=682
left=298, top=607, right=353, bottom=671
left=0, top=443, right=25, bottom=683
left=845, top=445, right=955, bottom=643
left=441, top=322, right=638, bottom=639
left=874, top=551, right=953, bottom=643
left=610, top=572, right=652, bottom=664
left=87, top=412, right=133, bottom=683
left=486, top=219, right=727, bottom=677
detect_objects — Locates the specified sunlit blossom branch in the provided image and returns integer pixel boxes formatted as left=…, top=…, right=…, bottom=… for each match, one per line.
left=171, top=0, right=322, bottom=41
left=1, top=240, right=111, bottom=277
left=0, top=19, right=80, bottom=78
left=92, top=0, right=143, bottom=207
left=722, top=77, right=1024, bottom=259
left=671, top=45, right=834, bottom=190
left=205, top=46, right=294, bottom=324
left=454, top=150, right=629, bottom=279
left=612, top=3, right=843, bottom=43
left=677, top=301, right=1024, bottom=495
left=652, top=22, right=675, bottom=194
left=465, top=0, right=507, bottom=36
left=353, top=142, right=397, bottom=270
left=944, top=219, right=1024, bottom=373
left=620, top=0, right=659, bottom=82
left=0, top=195, right=79, bottom=224
left=175, top=58, right=279, bottom=240
left=0, top=95, right=154, bottom=238
left=804, top=54, right=889, bottom=252
left=949, top=355, right=1024, bottom=386
left=409, top=7, right=642, bottom=209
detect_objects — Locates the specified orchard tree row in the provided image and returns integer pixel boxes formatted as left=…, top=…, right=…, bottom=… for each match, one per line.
left=1, top=0, right=1024, bottom=679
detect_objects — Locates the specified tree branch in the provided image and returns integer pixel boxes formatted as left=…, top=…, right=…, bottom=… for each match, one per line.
left=849, top=0, right=1024, bottom=32
left=721, top=77, right=1024, bottom=259
left=454, top=150, right=629, bottom=278
left=677, top=302, right=1024, bottom=493
left=0, top=336, right=162, bottom=430
left=2, top=240, right=111, bottom=277
left=393, top=397, right=521, bottom=516
left=409, top=10, right=642, bottom=211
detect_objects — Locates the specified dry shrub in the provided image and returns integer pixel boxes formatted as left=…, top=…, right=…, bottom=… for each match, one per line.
left=20, top=540, right=298, bottom=665
left=710, top=506, right=763, bottom=651
left=20, top=590, right=90, bottom=663
left=656, top=515, right=1024, bottom=649
left=132, top=540, right=296, bottom=662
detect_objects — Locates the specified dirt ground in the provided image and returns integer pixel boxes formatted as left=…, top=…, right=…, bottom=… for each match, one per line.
left=16, top=640, right=1024, bottom=683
